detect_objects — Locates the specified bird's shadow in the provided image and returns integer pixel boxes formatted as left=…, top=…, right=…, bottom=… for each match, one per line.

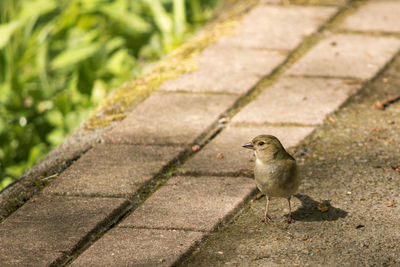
left=290, top=194, right=348, bottom=222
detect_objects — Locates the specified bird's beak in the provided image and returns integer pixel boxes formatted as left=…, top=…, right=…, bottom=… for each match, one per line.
left=242, top=142, right=254, bottom=150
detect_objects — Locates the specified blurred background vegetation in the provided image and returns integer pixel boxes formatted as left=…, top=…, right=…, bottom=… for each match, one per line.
left=0, top=0, right=221, bottom=190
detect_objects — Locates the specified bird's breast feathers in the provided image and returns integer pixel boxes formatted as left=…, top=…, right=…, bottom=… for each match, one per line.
left=254, top=159, right=298, bottom=197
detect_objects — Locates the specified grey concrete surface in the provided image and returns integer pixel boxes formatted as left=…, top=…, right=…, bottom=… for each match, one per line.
left=120, top=176, right=256, bottom=232
left=0, top=250, right=63, bottom=267
left=232, top=76, right=362, bottom=125
left=103, top=92, right=237, bottom=145
left=43, top=144, right=183, bottom=197
left=218, top=5, right=337, bottom=50
left=159, top=46, right=287, bottom=94
left=0, top=195, right=129, bottom=265
left=287, top=34, right=400, bottom=79
left=340, top=1, right=400, bottom=33
left=71, top=228, right=203, bottom=267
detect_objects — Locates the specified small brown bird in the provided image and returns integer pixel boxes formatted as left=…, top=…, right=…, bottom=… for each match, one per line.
left=242, top=135, right=300, bottom=223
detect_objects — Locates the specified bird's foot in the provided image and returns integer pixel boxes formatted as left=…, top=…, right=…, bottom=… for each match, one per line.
left=261, top=214, right=272, bottom=223
left=286, top=215, right=294, bottom=224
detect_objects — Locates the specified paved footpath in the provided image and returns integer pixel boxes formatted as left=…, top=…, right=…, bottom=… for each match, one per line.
left=1, top=0, right=400, bottom=266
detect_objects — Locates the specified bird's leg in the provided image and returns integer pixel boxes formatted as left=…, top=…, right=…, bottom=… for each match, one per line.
left=262, top=196, right=272, bottom=223
left=286, top=196, right=294, bottom=223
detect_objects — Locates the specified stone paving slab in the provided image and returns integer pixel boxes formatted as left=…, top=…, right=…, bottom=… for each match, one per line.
left=180, top=126, right=313, bottom=176
left=0, top=249, right=63, bottom=267
left=104, top=92, right=237, bottom=145
left=287, top=34, right=400, bottom=79
left=232, top=76, right=362, bottom=125
left=120, top=176, right=256, bottom=232
left=340, top=1, right=400, bottom=33
left=43, top=144, right=182, bottom=197
left=71, top=228, right=203, bottom=267
left=218, top=5, right=337, bottom=50
left=159, top=45, right=287, bottom=94
left=0, top=195, right=129, bottom=265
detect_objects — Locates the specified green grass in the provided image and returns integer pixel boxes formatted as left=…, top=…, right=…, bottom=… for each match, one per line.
left=0, top=0, right=221, bottom=190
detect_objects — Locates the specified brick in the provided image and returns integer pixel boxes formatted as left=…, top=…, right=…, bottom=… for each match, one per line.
left=0, top=195, right=129, bottom=265
left=43, top=144, right=182, bottom=197
left=159, top=45, right=286, bottom=94
left=104, top=92, right=237, bottom=145
left=232, top=76, right=361, bottom=125
left=71, top=228, right=202, bottom=267
left=340, top=1, right=400, bottom=33
left=287, top=34, right=400, bottom=80
left=179, top=126, right=313, bottom=176
left=120, top=176, right=256, bottom=231
left=218, top=5, right=337, bottom=50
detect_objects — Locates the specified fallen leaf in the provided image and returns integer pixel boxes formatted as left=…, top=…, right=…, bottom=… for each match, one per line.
left=386, top=201, right=395, bottom=207
left=239, top=169, right=252, bottom=176
left=374, top=101, right=384, bottom=110
left=374, top=94, right=400, bottom=110
left=365, top=52, right=373, bottom=58
left=218, top=118, right=228, bottom=124
left=192, top=145, right=200, bottom=152
left=344, top=80, right=363, bottom=86
left=216, top=152, right=224, bottom=159
left=317, top=203, right=329, bottom=212
left=391, top=166, right=399, bottom=173
left=217, top=251, right=224, bottom=255
left=255, top=192, right=265, bottom=200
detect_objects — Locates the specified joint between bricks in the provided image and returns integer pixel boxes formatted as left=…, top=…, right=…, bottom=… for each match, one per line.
left=285, top=73, right=364, bottom=81
left=118, top=225, right=208, bottom=233
left=176, top=171, right=253, bottom=179
left=334, top=29, right=400, bottom=38
left=231, top=121, right=319, bottom=128
left=159, top=90, right=240, bottom=96
left=54, top=199, right=133, bottom=266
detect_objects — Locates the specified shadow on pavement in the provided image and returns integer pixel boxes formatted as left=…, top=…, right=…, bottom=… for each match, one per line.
left=291, top=194, right=348, bottom=222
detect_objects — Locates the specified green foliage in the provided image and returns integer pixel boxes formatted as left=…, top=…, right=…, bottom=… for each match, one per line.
left=0, top=0, right=220, bottom=190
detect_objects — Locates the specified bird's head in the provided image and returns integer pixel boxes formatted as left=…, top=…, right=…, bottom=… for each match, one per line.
left=242, top=135, right=290, bottom=162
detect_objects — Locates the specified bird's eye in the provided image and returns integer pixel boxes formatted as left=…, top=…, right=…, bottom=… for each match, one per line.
left=258, top=141, right=265, bottom=146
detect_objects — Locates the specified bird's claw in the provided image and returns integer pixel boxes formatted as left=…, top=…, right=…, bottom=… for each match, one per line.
left=261, top=215, right=272, bottom=223
left=286, top=215, right=294, bottom=224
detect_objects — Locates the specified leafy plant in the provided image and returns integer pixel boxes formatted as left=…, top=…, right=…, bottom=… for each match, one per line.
left=0, top=0, right=220, bottom=190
